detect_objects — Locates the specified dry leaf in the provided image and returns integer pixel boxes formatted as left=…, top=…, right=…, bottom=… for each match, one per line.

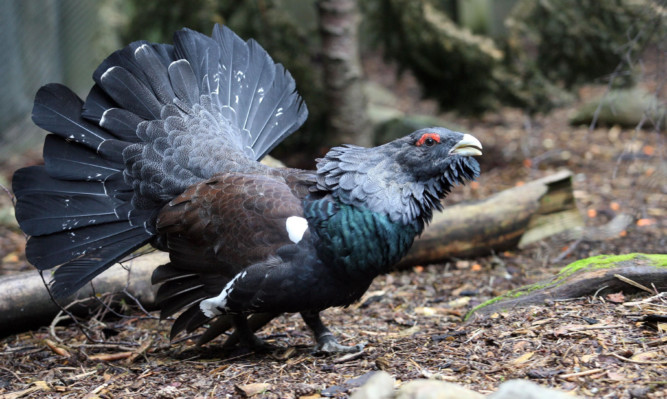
left=2, top=252, right=19, bottom=263
left=606, top=292, right=625, bottom=303
left=580, top=354, right=595, bottom=363
left=415, top=307, right=437, bottom=316
left=235, top=383, right=271, bottom=397
left=398, top=325, right=420, bottom=337
left=447, top=297, right=471, bottom=308
left=511, top=351, right=534, bottom=365
left=637, top=218, right=656, bottom=227
left=631, top=350, right=662, bottom=362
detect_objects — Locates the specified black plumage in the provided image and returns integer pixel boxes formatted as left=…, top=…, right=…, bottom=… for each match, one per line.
left=13, top=25, right=482, bottom=353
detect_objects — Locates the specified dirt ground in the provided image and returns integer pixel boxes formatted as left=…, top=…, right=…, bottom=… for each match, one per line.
left=0, top=54, right=665, bottom=398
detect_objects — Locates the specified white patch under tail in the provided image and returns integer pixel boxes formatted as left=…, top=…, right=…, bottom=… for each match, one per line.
left=286, top=216, right=308, bottom=244
left=199, top=271, right=247, bottom=317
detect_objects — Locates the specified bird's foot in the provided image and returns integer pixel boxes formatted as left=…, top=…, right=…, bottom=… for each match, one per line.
left=313, top=332, right=365, bottom=354
left=231, top=333, right=278, bottom=353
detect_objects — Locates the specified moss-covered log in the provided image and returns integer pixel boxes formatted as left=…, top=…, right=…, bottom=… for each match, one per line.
left=467, top=253, right=667, bottom=319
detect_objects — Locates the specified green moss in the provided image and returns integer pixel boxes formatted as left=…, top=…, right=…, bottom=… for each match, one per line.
left=557, top=253, right=667, bottom=281
left=465, top=281, right=548, bottom=319
left=465, top=253, right=667, bottom=320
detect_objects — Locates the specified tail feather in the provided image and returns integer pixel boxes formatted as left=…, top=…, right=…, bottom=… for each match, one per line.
left=210, top=24, right=308, bottom=160
left=99, top=66, right=162, bottom=120
left=152, top=263, right=197, bottom=284
left=157, top=288, right=209, bottom=320
left=47, top=227, right=151, bottom=298
left=81, top=85, right=115, bottom=123
left=216, top=25, right=250, bottom=114
left=33, top=84, right=115, bottom=150
left=100, top=109, right=144, bottom=143
left=133, top=44, right=176, bottom=104
left=155, top=276, right=205, bottom=304
left=238, top=41, right=274, bottom=136
left=43, top=135, right=122, bottom=181
left=246, top=65, right=307, bottom=158
left=92, top=41, right=150, bottom=86
left=167, top=60, right=199, bottom=107
left=173, top=28, right=220, bottom=97
left=171, top=304, right=210, bottom=339
left=13, top=167, right=121, bottom=236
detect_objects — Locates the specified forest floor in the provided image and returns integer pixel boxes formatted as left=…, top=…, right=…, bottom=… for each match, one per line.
left=0, top=55, right=664, bottom=398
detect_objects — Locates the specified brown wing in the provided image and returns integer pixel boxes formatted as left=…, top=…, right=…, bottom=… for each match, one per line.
left=156, top=172, right=306, bottom=273
left=150, top=171, right=309, bottom=334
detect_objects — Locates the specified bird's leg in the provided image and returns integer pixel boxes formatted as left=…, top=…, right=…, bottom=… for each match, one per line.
left=219, top=313, right=279, bottom=349
left=301, top=311, right=364, bottom=354
left=230, top=314, right=275, bottom=351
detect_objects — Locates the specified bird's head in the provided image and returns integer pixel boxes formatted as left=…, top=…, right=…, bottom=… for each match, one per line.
left=315, top=127, right=482, bottom=227
left=394, top=127, right=482, bottom=184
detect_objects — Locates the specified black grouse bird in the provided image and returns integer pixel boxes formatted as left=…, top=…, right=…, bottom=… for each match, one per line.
left=12, top=25, right=482, bottom=353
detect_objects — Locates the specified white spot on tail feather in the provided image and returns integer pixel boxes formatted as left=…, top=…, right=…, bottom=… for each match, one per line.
left=100, top=66, right=119, bottom=82
left=286, top=216, right=308, bottom=244
left=200, top=271, right=247, bottom=317
left=100, top=108, right=114, bottom=128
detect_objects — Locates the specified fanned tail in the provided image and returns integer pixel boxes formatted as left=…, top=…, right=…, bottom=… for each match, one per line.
left=13, top=84, right=153, bottom=298
left=13, top=25, right=308, bottom=299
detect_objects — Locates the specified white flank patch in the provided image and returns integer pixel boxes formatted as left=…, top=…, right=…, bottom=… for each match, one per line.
left=199, top=271, right=247, bottom=317
left=286, top=216, right=308, bottom=244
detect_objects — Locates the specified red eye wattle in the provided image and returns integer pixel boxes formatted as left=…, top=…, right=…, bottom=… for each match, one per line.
left=416, top=133, right=440, bottom=147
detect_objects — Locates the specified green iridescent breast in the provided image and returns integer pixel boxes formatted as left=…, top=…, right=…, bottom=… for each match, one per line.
left=305, top=199, right=421, bottom=279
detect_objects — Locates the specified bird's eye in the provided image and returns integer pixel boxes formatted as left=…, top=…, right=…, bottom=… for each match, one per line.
left=416, top=133, right=441, bottom=147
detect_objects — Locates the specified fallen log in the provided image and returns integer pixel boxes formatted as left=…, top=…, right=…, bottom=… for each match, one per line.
left=467, top=253, right=667, bottom=318
left=0, top=253, right=166, bottom=336
left=0, top=171, right=581, bottom=335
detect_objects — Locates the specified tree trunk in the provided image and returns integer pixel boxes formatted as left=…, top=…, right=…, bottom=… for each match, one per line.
left=318, top=0, right=372, bottom=147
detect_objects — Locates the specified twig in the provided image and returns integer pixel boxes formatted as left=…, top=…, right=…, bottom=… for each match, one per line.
left=623, top=294, right=667, bottom=307
left=614, top=274, right=655, bottom=295
left=592, top=285, right=610, bottom=300
left=87, top=352, right=133, bottom=362
left=553, top=238, right=582, bottom=263
left=568, top=324, right=625, bottom=332
left=610, top=352, right=667, bottom=365
left=123, top=288, right=159, bottom=319
left=0, top=182, right=16, bottom=207
left=74, top=343, right=139, bottom=350
left=125, top=338, right=154, bottom=364
left=557, top=368, right=605, bottom=380
left=43, top=339, right=71, bottom=357
left=0, top=366, right=24, bottom=383
left=40, top=272, right=101, bottom=344
left=646, top=336, right=667, bottom=348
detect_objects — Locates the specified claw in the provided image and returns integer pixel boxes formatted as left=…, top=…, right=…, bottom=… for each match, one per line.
left=313, top=334, right=365, bottom=354
left=301, top=311, right=365, bottom=354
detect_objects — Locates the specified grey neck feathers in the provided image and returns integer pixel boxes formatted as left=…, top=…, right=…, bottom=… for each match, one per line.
left=315, top=144, right=480, bottom=226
